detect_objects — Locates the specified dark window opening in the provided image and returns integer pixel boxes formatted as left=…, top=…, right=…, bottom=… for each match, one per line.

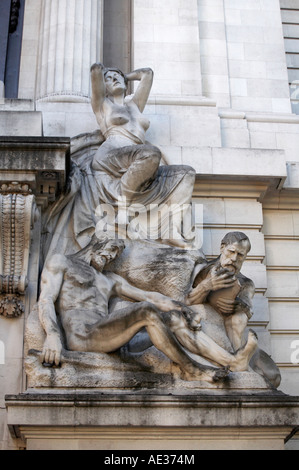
left=280, top=0, right=299, bottom=114
left=0, top=0, right=25, bottom=99
left=103, top=0, right=133, bottom=76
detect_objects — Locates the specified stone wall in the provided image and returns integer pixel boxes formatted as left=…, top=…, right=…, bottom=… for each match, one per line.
left=0, top=0, right=299, bottom=449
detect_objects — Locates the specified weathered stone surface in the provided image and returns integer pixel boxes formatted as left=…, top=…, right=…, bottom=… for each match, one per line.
left=0, top=137, right=70, bottom=206
left=7, top=391, right=299, bottom=428
left=24, top=348, right=275, bottom=393
left=5, top=390, right=299, bottom=450
left=0, top=111, right=42, bottom=137
left=1, top=0, right=299, bottom=452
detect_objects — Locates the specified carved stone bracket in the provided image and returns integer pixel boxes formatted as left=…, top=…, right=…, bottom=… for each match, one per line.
left=0, top=186, right=35, bottom=317
left=0, top=137, right=70, bottom=317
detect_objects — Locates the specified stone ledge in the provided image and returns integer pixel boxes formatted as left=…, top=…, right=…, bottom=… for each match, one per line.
left=8, top=424, right=296, bottom=451
left=5, top=391, right=299, bottom=449
left=147, top=95, right=217, bottom=107
left=0, top=111, right=42, bottom=136
left=0, top=137, right=70, bottom=206
left=218, top=109, right=299, bottom=124
left=0, top=99, right=35, bottom=112
left=184, top=147, right=287, bottom=182
left=5, top=392, right=299, bottom=431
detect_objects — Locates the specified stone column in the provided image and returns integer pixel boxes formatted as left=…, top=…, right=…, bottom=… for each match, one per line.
left=36, top=0, right=103, bottom=102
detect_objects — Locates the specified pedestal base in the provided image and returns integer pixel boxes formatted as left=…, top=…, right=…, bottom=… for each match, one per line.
left=5, top=391, right=299, bottom=450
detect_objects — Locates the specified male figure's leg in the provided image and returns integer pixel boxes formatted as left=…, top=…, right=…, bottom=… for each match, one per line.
left=69, top=302, right=228, bottom=382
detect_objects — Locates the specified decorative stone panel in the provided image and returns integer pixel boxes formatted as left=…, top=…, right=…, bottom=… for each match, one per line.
left=0, top=184, right=35, bottom=317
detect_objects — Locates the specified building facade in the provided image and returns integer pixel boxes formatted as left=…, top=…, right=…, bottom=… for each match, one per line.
left=0, top=0, right=299, bottom=450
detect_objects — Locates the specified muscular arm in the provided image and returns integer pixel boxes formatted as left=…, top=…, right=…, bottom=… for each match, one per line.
left=126, top=68, right=153, bottom=112
left=186, top=265, right=236, bottom=306
left=186, top=278, right=211, bottom=305
left=38, top=255, right=65, bottom=365
left=235, top=277, right=255, bottom=318
left=90, top=63, right=106, bottom=114
left=106, top=271, right=181, bottom=312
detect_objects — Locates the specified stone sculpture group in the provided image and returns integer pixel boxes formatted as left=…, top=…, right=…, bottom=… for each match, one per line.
left=25, top=64, right=281, bottom=390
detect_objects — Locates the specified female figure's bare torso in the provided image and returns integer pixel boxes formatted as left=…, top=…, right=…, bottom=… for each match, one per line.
left=92, top=96, right=151, bottom=170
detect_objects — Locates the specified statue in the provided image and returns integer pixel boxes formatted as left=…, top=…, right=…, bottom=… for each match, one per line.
left=186, top=232, right=281, bottom=387
left=90, top=64, right=195, bottom=230
left=100, top=231, right=280, bottom=387
left=187, top=231, right=254, bottom=350
left=26, top=62, right=281, bottom=392
left=37, top=235, right=231, bottom=383
left=26, top=230, right=279, bottom=388
left=42, top=64, right=197, bottom=262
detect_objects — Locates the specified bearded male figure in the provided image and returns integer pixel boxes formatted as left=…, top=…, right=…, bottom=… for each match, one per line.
left=186, top=231, right=281, bottom=387
left=187, top=231, right=254, bottom=351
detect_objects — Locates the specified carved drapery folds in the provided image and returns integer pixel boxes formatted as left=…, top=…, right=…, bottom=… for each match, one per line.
left=0, top=183, right=35, bottom=318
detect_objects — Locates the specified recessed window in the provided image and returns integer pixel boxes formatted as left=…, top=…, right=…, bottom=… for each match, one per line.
left=103, top=0, right=132, bottom=75
left=280, top=0, right=299, bottom=114
left=0, top=0, right=25, bottom=99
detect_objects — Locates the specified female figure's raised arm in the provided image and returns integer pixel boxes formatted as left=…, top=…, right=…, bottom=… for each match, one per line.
left=126, top=68, right=153, bottom=112
left=90, top=63, right=106, bottom=114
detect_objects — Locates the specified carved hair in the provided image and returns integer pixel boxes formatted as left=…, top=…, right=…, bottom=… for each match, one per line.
left=70, top=234, right=125, bottom=260
left=221, top=231, right=251, bottom=252
left=104, top=68, right=128, bottom=87
left=90, top=234, right=125, bottom=254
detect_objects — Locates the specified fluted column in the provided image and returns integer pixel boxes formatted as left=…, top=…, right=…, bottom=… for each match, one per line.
left=36, top=0, right=103, bottom=102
